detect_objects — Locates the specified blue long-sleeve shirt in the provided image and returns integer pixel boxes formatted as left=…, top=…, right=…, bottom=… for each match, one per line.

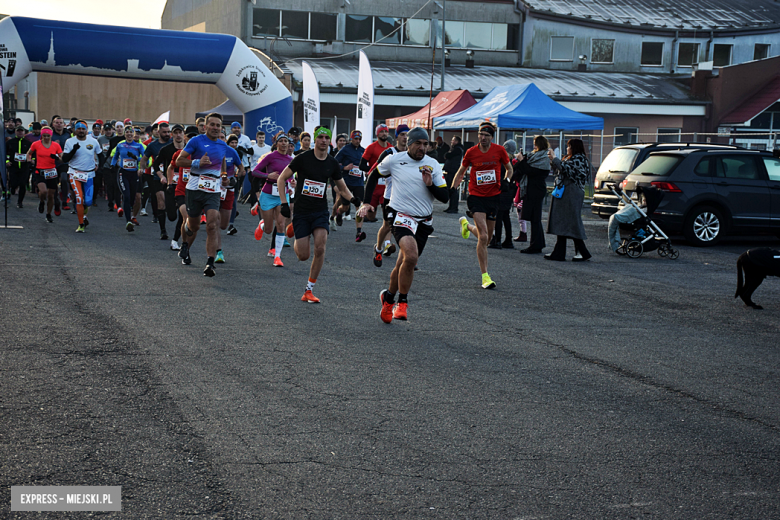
left=334, top=143, right=365, bottom=187
left=110, top=140, right=147, bottom=172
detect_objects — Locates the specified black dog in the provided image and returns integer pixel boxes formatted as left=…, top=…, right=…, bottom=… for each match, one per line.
left=735, top=248, right=780, bottom=309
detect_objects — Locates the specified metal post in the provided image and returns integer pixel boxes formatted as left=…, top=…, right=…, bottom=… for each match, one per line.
left=522, top=130, right=527, bottom=153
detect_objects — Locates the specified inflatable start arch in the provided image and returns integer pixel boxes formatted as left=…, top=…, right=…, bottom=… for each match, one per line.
left=0, top=16, right=292, bottom=135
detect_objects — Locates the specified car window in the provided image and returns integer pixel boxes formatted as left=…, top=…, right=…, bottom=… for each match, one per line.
left=596, top=148, right=639, bottom=176
left=716, top=156, right=760, bottom=180
left=694, top=157, right=712, bottom=177
left=629, top=155, right=683, bottom=177
left=763, top=157, right=780, bottom=181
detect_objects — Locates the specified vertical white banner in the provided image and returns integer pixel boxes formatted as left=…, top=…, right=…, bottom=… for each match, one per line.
left=355, top=51, right=374, bottom=148
left=301, top=61, right=320, bottom=138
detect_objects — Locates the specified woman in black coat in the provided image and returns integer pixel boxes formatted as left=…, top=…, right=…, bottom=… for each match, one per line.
left=514, top=135, right=550, bottom=254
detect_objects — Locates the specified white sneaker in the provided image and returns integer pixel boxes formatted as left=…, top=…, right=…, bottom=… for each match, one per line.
left=345, top=215, right=352, bottom=221
left=140, top=208, right=148, bottom=216
left=170, top=240, right=181, bottom=251
left=329, top=217, right=337, bottom=231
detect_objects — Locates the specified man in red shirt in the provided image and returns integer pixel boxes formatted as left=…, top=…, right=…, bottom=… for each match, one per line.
left=450, top=121, right=513, bottom=289
left=359, top=123, right=392, bottom=222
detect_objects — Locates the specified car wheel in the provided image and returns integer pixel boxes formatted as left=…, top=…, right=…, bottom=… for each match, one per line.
left=684, top=205, right=724, bottom=246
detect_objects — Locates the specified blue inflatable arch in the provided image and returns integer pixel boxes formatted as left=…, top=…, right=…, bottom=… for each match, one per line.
left=0, top=16, right=292, bottom=136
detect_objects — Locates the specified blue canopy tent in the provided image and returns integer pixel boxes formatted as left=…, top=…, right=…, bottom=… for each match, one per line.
left=433, top=83, right=604, bottom=130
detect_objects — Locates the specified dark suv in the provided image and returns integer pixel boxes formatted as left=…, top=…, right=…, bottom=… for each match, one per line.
left=621, top=149, right=780, bottom=245
left=592, top=142, right=742, bottom=218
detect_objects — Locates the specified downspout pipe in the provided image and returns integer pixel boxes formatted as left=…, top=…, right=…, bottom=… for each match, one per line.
left=513, top=1, right=528, bottom=67
left=706, top=31, right=714, bottom=62
left=670, top=30, right=678, bottom=73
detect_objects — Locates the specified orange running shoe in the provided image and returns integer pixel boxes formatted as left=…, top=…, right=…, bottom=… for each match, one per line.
left=254, top=219, right=264, bottom=241
left=286, top=222, right=294, bottom=238
left=301, top=290, right=320, bottom=304
left=379, top=290, right=393, bottom=324
left=392, top=302, right=408, bottom=321
left=117, top=207, right=124, bottom=217
left=200, top=214, right=206, bottom=224
left=267, top=248, right=275, bottom=257
left=273, top=256, right=284, bottom=267
left=250, top=202, right=259, bottom=216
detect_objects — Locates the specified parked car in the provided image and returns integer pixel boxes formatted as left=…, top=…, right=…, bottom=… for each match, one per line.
left=620, top=148, right=780, bottom=246
left=592, top=142, right=743, bottom=219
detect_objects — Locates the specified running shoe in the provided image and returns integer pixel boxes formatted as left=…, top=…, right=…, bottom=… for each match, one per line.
left=38, top=200, right=44, bottom=213
left=286, top=223, right=295, bottom=238
left=227, top=225, right=237, bottom=236
left=273, top=257, right=284, bottom=267
left=170, top=240, right=180, bottom=251
left=203, top=262, right=216, bottom=277
left=267, top=248, right=275, bottom=257
left=140, top=208, right=147, bottom=216
left=75, top=224, right=85, bottom=233
left=45, top=214, right=53, bottom=223
left=392, top=302, right=408, bottom=321
left=301, top=290, right=320, bottom=304
left=152, top=217, right=158, bottom=224
left=373, top=248, right=383, bottom=268
left=126, top=221, right=134, bottom=232
left=215, top=250, right=225, bottom=263
left=131, top=217, right=140, bottom=226
left=345, top=215, right=352, bottom=221
left=63, top=204, right=71, bottom=211
left=108, top=205, right=114, bottom=212
left=383, top=243, right=397, bottom=257
left=283, top=238, right=291, bottom=248
left=254, top=220, right=264, bottom=241
left=160, top=232, right=168, bottom=240
left=70, top=208, right=77, bottom=215
left=355, top=231, right=367, bottom=242
left=200, top=214, right=206, bottom=224
left=54, top=206, right=61, bottom=217
left=329, top=217, right=337, bottom=231
left=117, top=207, right=124, bottom=217
left=379, top=290, right=393, bottom=323
left=83, top=217, right=89, bottom=228
left=459, top=216, right=470, bottom=239
left=335, top=212, right=343, bottom=226
left=481, top=273, right=496, bottom=289
left=250, top=202, right=259, bottom=216
left=179, top=242, right=191, bottom=264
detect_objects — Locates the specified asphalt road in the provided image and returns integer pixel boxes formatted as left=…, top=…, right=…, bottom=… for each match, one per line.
left=1, top=199, right=779, bottom=519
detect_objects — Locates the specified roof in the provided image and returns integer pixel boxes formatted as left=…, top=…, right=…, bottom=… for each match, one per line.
left=522, top=0, right=780, bottom=31
left=720, top=76, right=780, bottom=126
left=286, top=60, right=701, bottom=105
left=386, top=90, right=477, bottom=129
left=434, top=83, right=604, bottom=130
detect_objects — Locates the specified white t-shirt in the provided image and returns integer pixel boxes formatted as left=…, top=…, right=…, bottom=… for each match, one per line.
left=64, top=136, right=100, bottom=177
left=377, top=151, right=446, bottom=218
left=251, top=143, right=272, bottom=166
left=237, top=133, right=253, bottom=167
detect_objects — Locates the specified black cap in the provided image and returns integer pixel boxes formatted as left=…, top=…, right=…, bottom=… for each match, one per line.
left=31, top=122, right=42, bottom=130
left=288, top=126, right=301, bottom=136
left=171, top=124, right=185, bottom=132
left=103, top=123, right=114, bottom=130
left=15, top=125, right=26, bottom=132
left=184, top=125, right=198, bottom=138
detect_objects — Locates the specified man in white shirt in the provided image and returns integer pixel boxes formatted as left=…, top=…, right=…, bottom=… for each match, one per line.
left=62, top=120, right=100, bottom=232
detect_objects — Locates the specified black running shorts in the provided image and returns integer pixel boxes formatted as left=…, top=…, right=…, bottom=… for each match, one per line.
left=467, top=195, right=500, bottom=221
left=185, top=189, right=221, bottom=218
left=292, top=210, right=330, bottom=239
left=392, top=220, right=433, bottom=256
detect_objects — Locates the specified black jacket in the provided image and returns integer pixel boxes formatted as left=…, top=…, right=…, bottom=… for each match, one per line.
left=5, top=137, right=32, bottom=170
left=443, top=143, right=464, bottom=174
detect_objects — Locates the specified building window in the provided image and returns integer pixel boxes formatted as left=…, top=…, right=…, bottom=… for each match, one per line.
left=404, top=18, right=431, bottom=46
left=754, top=44, right=770, bottom=61
left=657, top=128, right=681, bottom=143
left=375, top=17, right=402, bottom=44
left=550, top=36, right=574, bottom=61
left=281, top=11, right=308, bottom=40
left=435, top=21, right=518, bottom=51
left=641, top=42, right=664, bottom=66
left=614, top=127, right=638, bottom=147
left=591, top=39, right=614, bottom=63
left=713, top=44, right=732, bottom=67
left=678, top=43, right=699, bottom=67
left=749, top=112, right=772, bottom=129
left=311, top=13, right=338, bottom=41
left=441, top=21, right=463, bottom=47
left=463, top=22, right=493, bottom=49
left=253, top=9, right=280, bottom=38
left=345, top=15, right=373, bottom=43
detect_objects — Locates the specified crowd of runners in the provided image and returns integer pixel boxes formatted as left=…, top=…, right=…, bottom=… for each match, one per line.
left=4, top=113, right=526, bottom=322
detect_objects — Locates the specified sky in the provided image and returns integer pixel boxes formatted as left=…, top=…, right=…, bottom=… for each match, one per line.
left=0, top=0, right=167, bottom=29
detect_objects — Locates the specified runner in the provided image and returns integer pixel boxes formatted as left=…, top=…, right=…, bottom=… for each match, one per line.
left=293, top=132, right=312, bottom=156
left=358, top=127, right=449, bottom=322
left=450, top=121, right=513, bottom=289
left=288, top=126, right=302, bottom=152
left=195, top=117, right=206, bottom=135
left=62, top=120, right=100, bottom=232
left=50, top=115, right=71, bottom=215
left=175, top=112, right=230, bottom=277
left=215, top=135, right=244, bottom=264
left=251, top=132, right=293, bottom=265
left=111, top=126, right=146, bottom=232
left=96, top=122, right=114, bottom=206
left=333, top=130, right=367, bottom=241
left=27, top=126, right=63, bottom=221
left=276, top=126, right=360, bottom=302
left=331, top=133, right=347, bottom=157
left=5, top=125, right=31, bottom=208
left=359, top=123, right=392, bottom=223
left=155, top=124, right=187, bottom=249
left=370, top=124, right=409, bottom=267
left=142, top=122, right=173, bottom=239
left=168, top=126, right=199, bottom=250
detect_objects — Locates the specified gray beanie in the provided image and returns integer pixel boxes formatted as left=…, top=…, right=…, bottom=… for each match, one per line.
left=407, top=127, right=430, bottom=144
left=503, top=139, right=518, bottom=155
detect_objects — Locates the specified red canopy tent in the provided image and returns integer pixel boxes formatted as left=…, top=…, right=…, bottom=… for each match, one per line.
left=386, top=90, right=477, bottom=130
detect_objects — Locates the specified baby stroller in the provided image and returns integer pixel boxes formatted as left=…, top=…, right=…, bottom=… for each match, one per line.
left=607, top=183, right=680, bottom=260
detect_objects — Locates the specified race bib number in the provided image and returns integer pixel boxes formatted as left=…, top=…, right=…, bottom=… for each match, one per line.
left=182, top=169, right=190, bottom=182
left=172, top=174, right=179, bottom=184
left=43, top=168, right=58, bottom=179
left=14, top=153, right=27, bottom=162
left=301, top=179, right=326, bottom=198
left=393, top=212, right=418, bottom=234
left=71, top=170, right=89, bottom=182
left=197, top=175, right=220, bottom=193
left=123, top=159, right=137, bottom=170
left=220, top=187, right=227, bottom=201
left=475, top=169, right=497, bottom=185
left=271, top=183, right=279, bottom=197
left=101, top=143, right=109, bottom=152
left=349, top=167, right=362, bottom=177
